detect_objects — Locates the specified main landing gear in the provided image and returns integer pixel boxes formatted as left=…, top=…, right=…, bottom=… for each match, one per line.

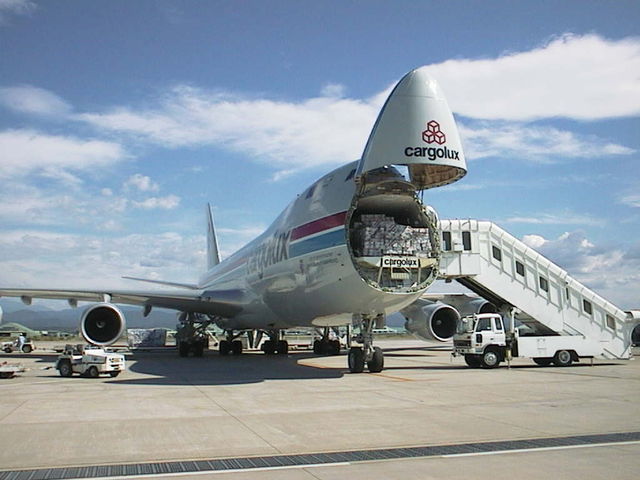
left=176, top=312, right=212, bottom=357
left=348, top=315, right=384, bottom=373
left=313, top=327, right=342, bottom=355
left=260, top=330, right=289, bottom=355
left=219, top=330, right=244, bottom=356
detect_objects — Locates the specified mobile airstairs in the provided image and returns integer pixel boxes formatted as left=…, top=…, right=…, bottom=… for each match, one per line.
left=438, top=220, right=636, bottom=360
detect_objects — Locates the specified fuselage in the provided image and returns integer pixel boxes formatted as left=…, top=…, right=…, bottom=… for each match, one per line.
left=198, top=161, right=440, bottom=330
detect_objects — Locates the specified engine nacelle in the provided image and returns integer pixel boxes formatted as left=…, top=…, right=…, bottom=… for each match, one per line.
left=402, top=301, right=459, bottom=342
left=80, top=303, right=126, bottom=346
left=458, top=298, right=497, bottom=316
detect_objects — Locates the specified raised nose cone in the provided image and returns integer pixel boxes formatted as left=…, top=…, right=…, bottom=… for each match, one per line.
left=393, top=68, right=444, bottom=99
left=357, top=68, right=467, bottom=189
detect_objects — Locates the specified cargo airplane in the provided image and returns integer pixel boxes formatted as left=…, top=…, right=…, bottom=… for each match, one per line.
left=0, top=68, right=470, bottom=373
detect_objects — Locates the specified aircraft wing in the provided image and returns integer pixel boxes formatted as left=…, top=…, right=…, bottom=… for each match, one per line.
left=0, top=287, right=244, bottom=318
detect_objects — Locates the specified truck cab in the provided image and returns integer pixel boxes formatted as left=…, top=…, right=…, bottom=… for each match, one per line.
left=453, top=313, right=508, bottom=368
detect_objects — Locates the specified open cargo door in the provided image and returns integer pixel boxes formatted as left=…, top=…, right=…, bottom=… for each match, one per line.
left=346, top=69, right=466, bottom=294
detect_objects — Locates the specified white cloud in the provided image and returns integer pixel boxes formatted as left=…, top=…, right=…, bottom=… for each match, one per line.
left=521, top=231, right=640, bottom=309
left=133, top=195, right=181, bottom=210
left=320, top=83, right=347, bottom=98
left=459, top=121, right=634, bottom=163
left=0, top=0, right=35, bottom=23
left=124, top=173, right=159, bottom=192
left=505, top=211, right=601, bottom=227
left=1, top=34, right=635, bottom=179
left=77, top=86, right=379, bottom=175
left=0, top=85, right=71, bottom=116
left=424, top=34, right=640, bottom=120
left=0, top=129, right=128, bottom=179
left=0, top=229, right=205, bottom=290
left=619, top=193, right=640, bottom=208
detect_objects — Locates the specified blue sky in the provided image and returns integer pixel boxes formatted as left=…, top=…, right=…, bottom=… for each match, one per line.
left=0, top=0, right=639, bottom=308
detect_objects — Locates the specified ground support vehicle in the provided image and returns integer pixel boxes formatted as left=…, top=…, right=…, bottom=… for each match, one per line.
left=453, top=313, right=606, bottom=368
left=2, top=338, right=35, bottom=353
left=56, top=344, right=125, bottom=378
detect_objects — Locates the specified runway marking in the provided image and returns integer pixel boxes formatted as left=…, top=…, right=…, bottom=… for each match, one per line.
left=370, top=372, right=414, bottom=382
left=1, top=432, right=639, bottom=480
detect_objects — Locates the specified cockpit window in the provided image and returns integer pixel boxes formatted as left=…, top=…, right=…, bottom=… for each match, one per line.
left=305, top=184, right=316, bottom=199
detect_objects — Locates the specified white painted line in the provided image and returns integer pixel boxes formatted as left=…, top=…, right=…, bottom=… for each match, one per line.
left=442, top=440, right=640, bottom=458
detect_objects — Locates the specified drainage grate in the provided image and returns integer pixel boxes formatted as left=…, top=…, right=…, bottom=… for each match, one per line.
left=1, top=431, right=638, bottom=480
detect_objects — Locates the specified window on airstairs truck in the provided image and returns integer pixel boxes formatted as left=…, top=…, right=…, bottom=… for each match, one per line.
left=606, top=314, right=616, bottom=331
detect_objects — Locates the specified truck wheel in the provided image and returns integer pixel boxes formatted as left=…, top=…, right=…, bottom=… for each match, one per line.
left=464, top=355, right=482, bottom=368
left=22, top=345, right=33, bottom=353
left=88, top=366, right=99, bottom=378
left=481, top=349, right=501, bottom=369
left=553, top=350, right=573, bottom=367
left=58, top=360, right=73, bottom=377
left=109, top=371, right=120, bottom=378
left=533, top=357, right=553, bottom=366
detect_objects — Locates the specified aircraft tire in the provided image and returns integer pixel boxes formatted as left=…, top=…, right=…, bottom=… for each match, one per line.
left=263, top=340, right=276, bottom=355
left=232, top=340, right=243, bottom=355
left=313, top=340, right=321, bottom=354
left=193, top=343, right=204, bottom=357
left=348, top=347, right=365, bottom=373
left=367, top=346, right=384, bottom=373
left=219, top=340, right=231, bottom=356
left=277, top=340, right=288, bottom=355
left=330, top=340, right=341, bottom=355
left=178, top=342, right=189, bottom=357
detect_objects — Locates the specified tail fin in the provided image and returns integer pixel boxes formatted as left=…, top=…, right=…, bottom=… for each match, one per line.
left=207, top=203, right=221, bottom=270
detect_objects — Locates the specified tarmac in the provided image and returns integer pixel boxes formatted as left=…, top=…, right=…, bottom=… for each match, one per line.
left=0, top=339, right=639, bottom=480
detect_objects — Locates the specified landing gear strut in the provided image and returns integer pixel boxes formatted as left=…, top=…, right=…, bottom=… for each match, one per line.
left=261, top=330, right=288, bottom=355
left=313, top=327, right=342, bottom=355
left=348, top=315, right=384, bottom=373
left=176, top=312, right=212, bottom=357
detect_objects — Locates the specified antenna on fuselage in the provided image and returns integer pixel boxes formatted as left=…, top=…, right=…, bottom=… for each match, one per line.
left=206, top=203, right=221, bottom=269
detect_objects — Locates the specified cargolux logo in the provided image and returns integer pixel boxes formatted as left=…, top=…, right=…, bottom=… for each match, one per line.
left=422, top=120, right=446, bottom=145
left=404, top=119, right=460, bottom=160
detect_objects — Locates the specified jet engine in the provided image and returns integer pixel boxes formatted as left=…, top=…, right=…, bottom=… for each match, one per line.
left=458, top=298, right=497, bottom=316
left=80, top=303, right=126, bottom=346
left=402, top=301, right=459, bottom=342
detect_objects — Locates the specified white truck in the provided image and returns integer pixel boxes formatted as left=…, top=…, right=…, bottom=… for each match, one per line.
left=56, top=344, right=125, bottom=378
left=452, top=313, right=603, bottom=368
